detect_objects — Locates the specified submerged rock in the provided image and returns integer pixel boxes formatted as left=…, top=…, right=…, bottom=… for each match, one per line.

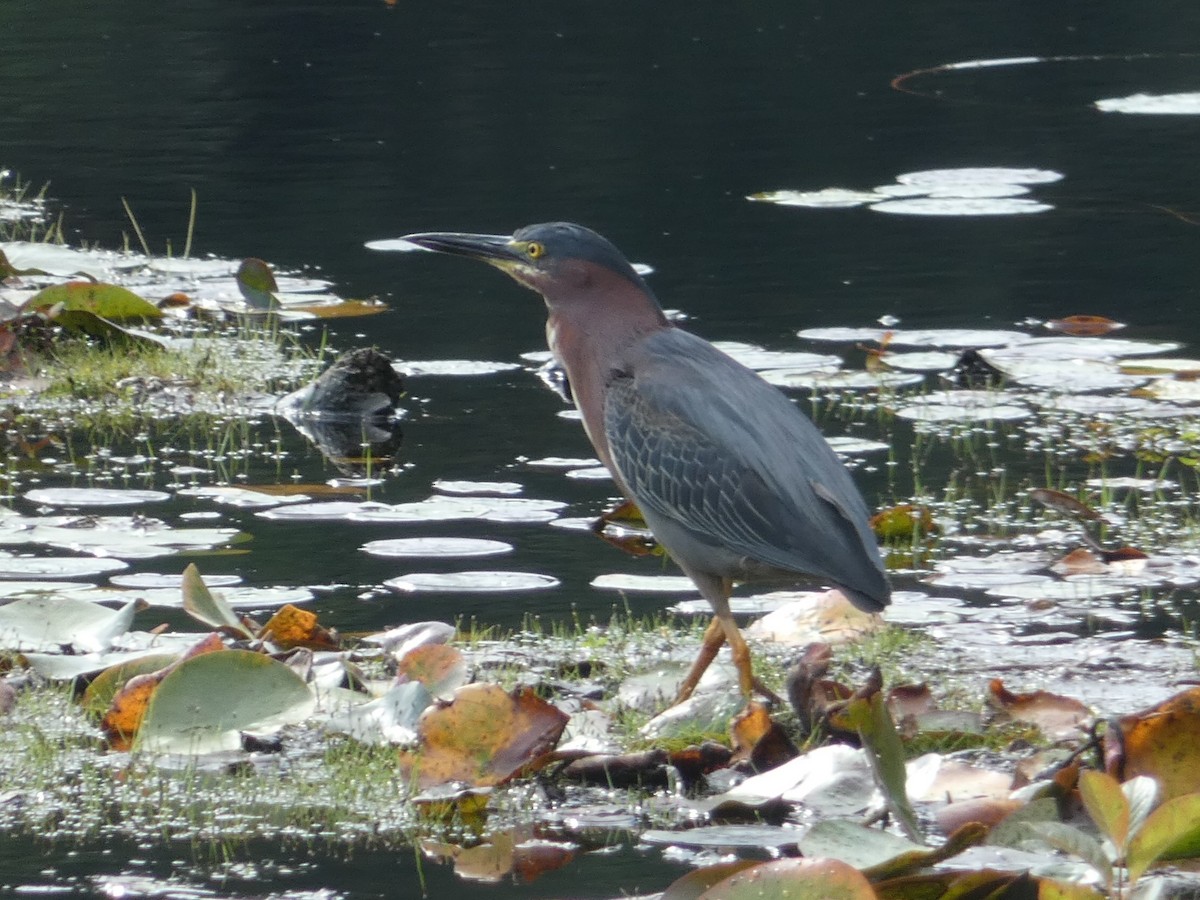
left=278, top=346, right=404, bottom=419
left=276, top=347, right=404, bottom=475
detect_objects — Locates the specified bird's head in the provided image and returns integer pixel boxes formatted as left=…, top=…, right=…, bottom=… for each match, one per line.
left=401, top=222, right=663, bottom=318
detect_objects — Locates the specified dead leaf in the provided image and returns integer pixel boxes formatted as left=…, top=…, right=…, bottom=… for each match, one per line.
left=259, top=604, right=339, bottom=651
left=730, top=701, right=798, bottom=772
left=1105, top=686, right=1200, bottom=801
left=935, top=798, right=1026, bottom=834
left=1028, top=487, right=1107, bottom=523
left=400, top=683, right=569, bottom=789
left=559, top=749, right=669, bottom=788
left=395, top=643, right=468, bottom=700
left=1045, top=315, right=1124, bottom=336
left=786, top=643, right=854, bottom=739
left=1050, top=548, right=1110, bottom=576
left=988, top=679, right=1093, bottom=742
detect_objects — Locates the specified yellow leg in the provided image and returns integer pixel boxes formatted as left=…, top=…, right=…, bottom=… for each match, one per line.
left=674, top=616, right=725, bottom=703
left=718, top=611, right=756, bottom=698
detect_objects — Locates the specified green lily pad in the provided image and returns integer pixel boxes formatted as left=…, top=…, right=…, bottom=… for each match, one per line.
left=22, top=281, right=162, bottom=321
left=135, top=648, right=315, bottom=754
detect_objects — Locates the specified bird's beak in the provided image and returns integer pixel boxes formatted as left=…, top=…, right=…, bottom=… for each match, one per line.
left=400, top=232, right=525, bottom=268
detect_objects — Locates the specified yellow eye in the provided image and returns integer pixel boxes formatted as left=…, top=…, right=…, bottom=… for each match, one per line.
left=526, top=241, right=545, bottom=260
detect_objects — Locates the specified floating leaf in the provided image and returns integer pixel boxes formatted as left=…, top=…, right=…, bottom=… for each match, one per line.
left=870, top=505, right=937, bottom=540
left=400, top=683, right=568, bottom=789
left=590, top=573, right=697, bottom=593
left=136, top=648, right=315, bottom=754
left=24, top=487, right=170, bottom=507
left=1076, top=770, right=1130, bottom=851
left=695, top=857, right=876, bottom=900
left=0, top=594, right=144, bottom=653
left=1045, top=315, right=1125, bottom=336
left=0, top=556, right=128, bottom=579
left=360, top=537, right=513, bottom=559
left=22, top=281, right=162, bottom=321
left=843, top=678, right=922, bottom=843
left=181, top=562, right=253, bottom=638
left=395, top=643, right=467, bottom=700
left=894, top=167, right=1064, bottom=187
left=259, top=604, right=339, bottom=650
left=1107, top=686, right=1200, bottom=800
left=235, top=258, right=279, bottom=310
left=384, top=571, right=560, bottom=594
left=1095, top=91, right=1200, bottom=114
left=870, top=197, right=1053, bottom=216
left=326, top=680, right=430, bottom=745
left=99, top=633, right=226, bottom=750
left=661, top=861, right=760, bottom=900
left=82, top=652, right=180, bottom=719
left=289, top=299, right=388, bottom=318
left=987, top=679, right=1092, bottom=742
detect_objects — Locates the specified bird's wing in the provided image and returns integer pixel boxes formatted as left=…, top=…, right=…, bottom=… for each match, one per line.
left=603, top=328, right=888, bottom=608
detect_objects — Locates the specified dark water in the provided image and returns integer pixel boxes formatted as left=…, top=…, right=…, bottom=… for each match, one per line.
left=4, top=0, right=1200, bottom=895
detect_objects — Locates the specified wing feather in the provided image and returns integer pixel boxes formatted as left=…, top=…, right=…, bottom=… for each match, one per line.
left=603, top=329, right=888, bottom=608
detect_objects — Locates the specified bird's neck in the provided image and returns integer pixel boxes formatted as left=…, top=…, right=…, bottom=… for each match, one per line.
left=545, top=295, right=666, bottom=469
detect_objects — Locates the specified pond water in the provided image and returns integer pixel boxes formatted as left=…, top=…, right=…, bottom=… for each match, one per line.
left=5, top=0, right=1200, bottom=896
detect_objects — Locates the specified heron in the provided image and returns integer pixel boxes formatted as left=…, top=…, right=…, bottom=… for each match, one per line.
left=397, top=222, right=890, bottom=702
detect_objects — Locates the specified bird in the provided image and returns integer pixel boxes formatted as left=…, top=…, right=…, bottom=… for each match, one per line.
left=398, top=222, right=891, bottom=703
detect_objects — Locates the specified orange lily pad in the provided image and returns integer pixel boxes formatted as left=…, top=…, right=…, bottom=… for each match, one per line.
left=400, top=683, right=569, bottom=789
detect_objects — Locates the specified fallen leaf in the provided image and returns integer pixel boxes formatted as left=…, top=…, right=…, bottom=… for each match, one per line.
left=259, top=604, right=339, bottom=650
left=988, top=679, right=1093, bottom=742
left=395, top=643, right=467, bottom=700
left=559, top=749, right=669, bottom=788
left=1045, top=315, right=1124, bottom=336
left=1106, top=686, right=1200, bottom=800
left=730, top=701, right=798, bottom=771
left=1028, top=488, right=1106, bottom=523
left=400, top=683, right=569, bottom=789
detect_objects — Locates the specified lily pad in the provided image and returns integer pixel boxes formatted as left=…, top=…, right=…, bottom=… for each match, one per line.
left=590, top=574, right=699, bottom=593
left=870, top=197, right=1053, bottom=216
left=135, top=649, right=316, bottom=754
left=1095, top=91, right=1200, bottom=114
left=384, top=571, right=560, bottom=593
left=0, top=556, right=128, bottom=579
left=747, top=188, right=887, bottom=208
left=432, top=480, right=523, bottom=496
left=22, top=281, right=162, bottom=321
left=395, top=360, right=522, bottom=377
left=0, top=594, right=144, bottom=653
left=894, top=167, right=1064, bottom=187
left=361, top=537, right=513, bottom=559
left=24, top=488, right=171, bottom=507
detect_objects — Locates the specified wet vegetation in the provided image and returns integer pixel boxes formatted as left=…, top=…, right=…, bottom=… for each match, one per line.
left=5, top=171, right=1200, bottom=898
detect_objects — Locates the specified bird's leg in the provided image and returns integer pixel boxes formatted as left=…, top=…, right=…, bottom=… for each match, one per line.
left=716, top=609, right=756, bottom=699
left=673, top=616, right=725, bottom=703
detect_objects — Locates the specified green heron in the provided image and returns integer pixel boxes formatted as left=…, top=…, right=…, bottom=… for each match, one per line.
left=397, top=223, right=890, bottom=702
